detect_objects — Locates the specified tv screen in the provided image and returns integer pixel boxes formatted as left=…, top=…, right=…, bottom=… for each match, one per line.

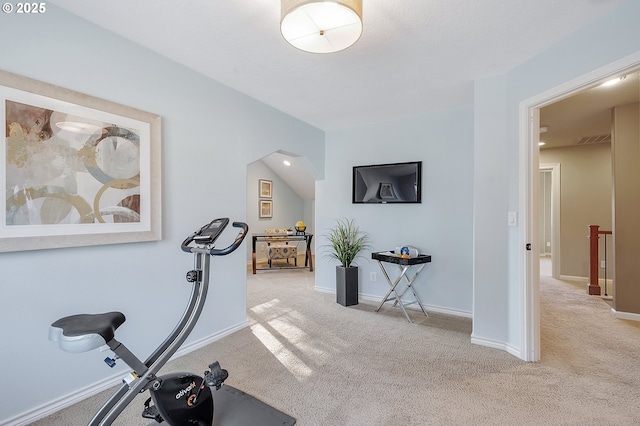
left=352, top=161, right=422, bottom=204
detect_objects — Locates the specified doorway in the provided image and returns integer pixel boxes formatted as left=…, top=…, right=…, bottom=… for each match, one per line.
left=538, top=164, right=560, bottom=279
left=522, top=53, right=640, bottom=362
left=246, top=150, right=317, bottom=272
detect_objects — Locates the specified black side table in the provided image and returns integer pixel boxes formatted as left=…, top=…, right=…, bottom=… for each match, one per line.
left=372, top=251, right=432, bottom=323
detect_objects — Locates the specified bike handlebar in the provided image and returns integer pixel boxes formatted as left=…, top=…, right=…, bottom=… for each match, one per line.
left=181, top=220, right=248, bottom=255
left=210, top=222, right=248, bottom=256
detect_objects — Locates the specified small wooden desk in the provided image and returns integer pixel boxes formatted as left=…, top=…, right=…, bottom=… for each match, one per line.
left=372, top=251, right=432, bottom=323
left=252, top=233, right=314, bottom=274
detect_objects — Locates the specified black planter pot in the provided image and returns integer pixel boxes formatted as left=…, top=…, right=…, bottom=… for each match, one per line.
left=336, top=266, right=359, bottom=307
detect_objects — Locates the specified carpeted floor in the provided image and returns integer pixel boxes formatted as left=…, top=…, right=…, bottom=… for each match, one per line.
left=33, top=266, right=640, bottom=425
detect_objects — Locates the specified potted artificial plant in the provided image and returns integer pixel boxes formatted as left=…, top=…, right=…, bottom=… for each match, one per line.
left=325, top=218, right=370, bottom=306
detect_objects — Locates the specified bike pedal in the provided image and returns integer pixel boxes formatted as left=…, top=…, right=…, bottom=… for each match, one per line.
left=204, top=361, right=229, bottom=390
left=142, top=398, right=164, bottom=423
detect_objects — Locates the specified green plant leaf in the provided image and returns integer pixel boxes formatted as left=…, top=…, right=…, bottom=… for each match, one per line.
left=323, top=218, right=370, bottom=267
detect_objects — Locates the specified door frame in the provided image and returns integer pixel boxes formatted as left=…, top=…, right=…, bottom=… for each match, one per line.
left=519, top=51, right=640, bottom=362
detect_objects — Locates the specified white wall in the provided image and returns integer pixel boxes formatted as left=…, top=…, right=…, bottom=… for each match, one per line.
left=472, top=74, right=511, bottom=345
left=316, top=108, right=474, bottom=316
left=473, top=1, right=640, bottom=355
left=0, top=6, right=323, bottom=424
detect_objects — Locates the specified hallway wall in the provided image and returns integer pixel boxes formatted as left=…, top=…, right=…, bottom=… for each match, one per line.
left=540, top=144, right=612, bottom=279
left=612, top=102, right=640, bottom=315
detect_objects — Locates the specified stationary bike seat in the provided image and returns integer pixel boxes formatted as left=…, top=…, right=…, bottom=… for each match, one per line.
left=49, top=312, right=126, bottom=353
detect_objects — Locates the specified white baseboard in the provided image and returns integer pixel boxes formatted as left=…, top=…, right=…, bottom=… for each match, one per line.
left=611, top=309, right=640, bottom=322
left=173, top=321, right=248, bottom=358
left=2, top=372, right=126, bottom=426
left=314, top=285, right=333, bottom=294
left=470, top=334, right=522, bottom=359
left=3, top=321, right=249, bottom=426
left=559, top=274, right=588, bottom=282
left=314, top=287, right=473, bottom=319
left=360, top=292, right=473, bottom=318
left=557, top=275, right=614, bottom=287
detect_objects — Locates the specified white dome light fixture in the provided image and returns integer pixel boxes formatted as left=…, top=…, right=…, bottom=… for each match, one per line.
left=281, top=0, right=363, bottom=54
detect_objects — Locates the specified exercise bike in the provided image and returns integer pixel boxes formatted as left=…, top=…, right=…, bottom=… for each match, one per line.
left=49, top=218, right=258, bottom=425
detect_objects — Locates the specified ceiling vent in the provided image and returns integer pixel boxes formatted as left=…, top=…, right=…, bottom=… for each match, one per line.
left=577, top=134, right=611, bottom=145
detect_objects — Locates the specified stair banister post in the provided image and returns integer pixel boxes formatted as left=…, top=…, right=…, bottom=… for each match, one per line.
left=588, top=225, right=602, bottom=295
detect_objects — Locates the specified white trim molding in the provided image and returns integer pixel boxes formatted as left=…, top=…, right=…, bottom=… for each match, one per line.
left=611, top=309, right=640, bottom=322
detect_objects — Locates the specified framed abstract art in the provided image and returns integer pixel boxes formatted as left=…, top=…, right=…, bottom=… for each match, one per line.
left=1, top=70, right=162, bottom=252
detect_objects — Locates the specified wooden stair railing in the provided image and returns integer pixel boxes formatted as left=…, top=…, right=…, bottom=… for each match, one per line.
left=588, top=225, right=612, bottom=296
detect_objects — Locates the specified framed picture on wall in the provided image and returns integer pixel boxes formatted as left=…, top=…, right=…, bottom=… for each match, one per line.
left=0, top=70, right=162, bottom=253
left=259, top=200, right=273, bottom=218
left=259, top=179, right=272, bottom=198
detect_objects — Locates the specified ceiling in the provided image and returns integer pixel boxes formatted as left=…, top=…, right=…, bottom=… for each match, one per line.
left=540, top=71, right=640, bottom=149
left=261, top=151, right=317, bottom=200
left=49, top=0, right=629, bottom=131
left=48, top=0, right=634, bottom=199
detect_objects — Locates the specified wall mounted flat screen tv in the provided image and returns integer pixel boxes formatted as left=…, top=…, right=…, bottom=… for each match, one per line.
left=352, top=161, right=422, bottom=204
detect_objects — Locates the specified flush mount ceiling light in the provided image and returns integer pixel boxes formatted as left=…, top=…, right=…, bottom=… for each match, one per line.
left=280, top=0, right=363, bottom=54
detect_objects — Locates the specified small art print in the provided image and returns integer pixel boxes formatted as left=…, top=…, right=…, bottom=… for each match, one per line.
left=1, top=70, right=161, bottom=252
left=259, top=179, right=272, bottom=198
left=260, top=200, right=273, bottom=218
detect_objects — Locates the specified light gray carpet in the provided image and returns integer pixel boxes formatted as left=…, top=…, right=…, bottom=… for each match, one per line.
left=34, top=268, right=640, bottom=425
